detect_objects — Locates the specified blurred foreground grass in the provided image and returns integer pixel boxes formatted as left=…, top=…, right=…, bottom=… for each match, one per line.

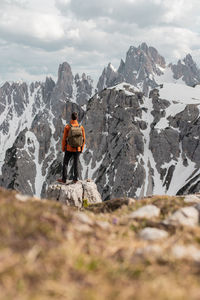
left=0, top=188, right=200, bottom=300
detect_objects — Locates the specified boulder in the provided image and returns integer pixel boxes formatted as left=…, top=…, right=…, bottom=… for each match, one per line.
left=129, top=205, right=160, bottom=219
left=139, top=227, right=168, bottom=241
left=135, top=245, right=163, bottom=256
left=164, top=207, right=199, bottom=227
left=46, top=180, right=102, bottom=208
left=171, top=245, right=200, bottom=262
left=184, top=195, right=200, bottom=204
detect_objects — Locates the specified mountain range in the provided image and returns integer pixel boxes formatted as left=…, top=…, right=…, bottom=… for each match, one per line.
left=0, top=42, right=200, bottom=200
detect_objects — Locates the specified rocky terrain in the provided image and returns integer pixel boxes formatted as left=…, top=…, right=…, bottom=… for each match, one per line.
left=47, top=179, right=102, bottom=208
left=1, top=186, right=200, bottom=299
left=82, top=82, right=200, bottom=200
left=0, top=43, right=200, bottom=200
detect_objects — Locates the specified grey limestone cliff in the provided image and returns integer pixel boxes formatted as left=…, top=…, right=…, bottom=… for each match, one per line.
left=80, top=83, right=200, bottom=200
left=170, top=54, right=200, bottom=87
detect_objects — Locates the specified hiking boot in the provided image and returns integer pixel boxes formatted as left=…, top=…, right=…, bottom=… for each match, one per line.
left=72, top=180, right=78, bottom=184
left=57, top=178, right=66, bottom=184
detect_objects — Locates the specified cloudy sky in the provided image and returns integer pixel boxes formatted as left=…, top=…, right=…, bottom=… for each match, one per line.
left=0, top=0, right=200, bottom=84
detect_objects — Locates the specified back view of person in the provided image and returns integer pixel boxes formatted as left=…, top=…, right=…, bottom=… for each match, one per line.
left=57, top=112, right=85, bottom=184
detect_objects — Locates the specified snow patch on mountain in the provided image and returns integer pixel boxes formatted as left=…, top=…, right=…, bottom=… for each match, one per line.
left=159, top=83, right=200, bottom=104
left=0, top=84, right=42, bottom=174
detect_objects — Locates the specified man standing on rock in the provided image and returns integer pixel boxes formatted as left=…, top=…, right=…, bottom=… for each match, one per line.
left=57, top=112, right=85, bottom=184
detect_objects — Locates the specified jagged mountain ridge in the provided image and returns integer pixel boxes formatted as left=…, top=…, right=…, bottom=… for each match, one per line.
left=0, top=43, right=200, bottom=199
left=0, top=62, right=92, bottom=196
left=97, top=43, right=200, bottom=95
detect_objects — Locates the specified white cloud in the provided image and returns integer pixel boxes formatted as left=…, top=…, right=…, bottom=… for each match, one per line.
left=0, top=0, right=200, bottom=83
left=0, top=6, right=65, bottom=43
left=32, top=14, right=65, bottom=41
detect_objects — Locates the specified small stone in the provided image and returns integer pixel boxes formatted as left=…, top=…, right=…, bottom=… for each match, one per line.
left=184, top=195, right=200, bottom=204
left=129, top=205, right=160, bottom=219
left=74, top=224, right=93, bottom=234
left=95, top=220, right=110, bottom=230
left=128, top=198, right=135, bottom=205
left=139, top=227, right=169, bottom=241
left=73, top=212, right=93, bottom=226
left=15, top=194, right=30, bottom=202
left=171, top=245, right=200, bottom=261
left=164, top=207, right=199, bottom=227
left=135, top=245, right=163, bottom=256
left=26, top=245, right=41, bottom=263
left=32, top=196, right=41, bottom=201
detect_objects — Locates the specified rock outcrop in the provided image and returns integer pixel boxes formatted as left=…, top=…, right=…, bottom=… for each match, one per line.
left=164, top=206, right=199, bottom=227
left=170, top=54, right=200, bottom=87
left=46, top=180, right=102, bottom=208
left=139, top=227, right=169, bottom=241
left=129, top=205, right=160, bottom=220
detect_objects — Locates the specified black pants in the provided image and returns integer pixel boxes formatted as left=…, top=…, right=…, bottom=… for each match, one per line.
left=62, top=151, right=80, bottom=181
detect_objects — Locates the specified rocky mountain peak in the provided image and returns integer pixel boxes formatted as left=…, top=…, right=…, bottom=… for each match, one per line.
left=127, top=45, right=137, bottom=54
left=50, top=62, right=93, bottom=107
left=56, top=62, right=73, bottom=97
left=97, top=62, right=119, bottom=92
left=117, top=59, right=125, bottom=74
left=139, top=42, right=150, bottom=54
left=57, top=62, right=73, bottom=83
left=97, top=43, right=166, bottom=95
left=74, top=73, right=80, bottom=81
left=45, top=76, right=55, bottom=87
left=170, top=53, right=200, bottom=86
left=74, top=72, right=93, bottom=106
left=148, top=46, right=166, bottom=68
left=184, top=53, right=194, bottom=65
left=81, top=73, right=87, bottom=80
left=43, top=77, right=55, bottom=105
left=125, top=43, right=166, bottom=73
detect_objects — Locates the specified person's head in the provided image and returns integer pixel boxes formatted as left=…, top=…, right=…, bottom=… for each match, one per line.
left=71, top=112, right=78, bottom=120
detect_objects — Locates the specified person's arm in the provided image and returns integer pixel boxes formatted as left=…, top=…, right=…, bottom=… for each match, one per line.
left=62, top=125, right=69, bottom=152
left=81, top=126, right=86, bottom=152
